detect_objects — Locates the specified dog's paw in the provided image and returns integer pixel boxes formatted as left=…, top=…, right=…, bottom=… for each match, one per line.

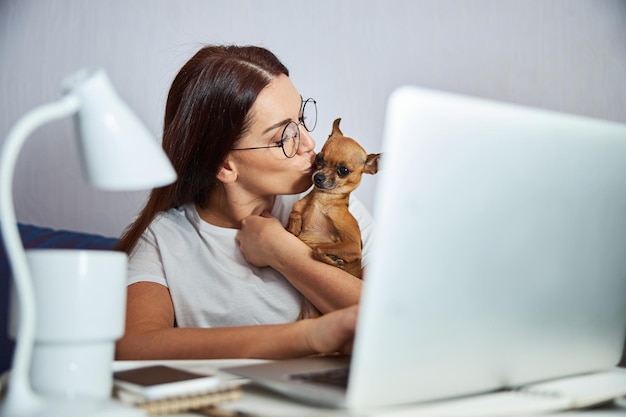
left=313, top=249, right=346, bottom=269
left=329, top=258, right=347, bottom=270
left=330, top=255, right=346, bottom=269
left=286, top=215, right=302, bottom=236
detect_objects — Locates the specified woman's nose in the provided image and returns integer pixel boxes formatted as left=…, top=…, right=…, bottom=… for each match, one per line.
left=299, top=129, right=316, bottom=154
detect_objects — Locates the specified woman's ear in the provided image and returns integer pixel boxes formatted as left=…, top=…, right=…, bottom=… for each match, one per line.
left=216, top=156, right=238, bottom=184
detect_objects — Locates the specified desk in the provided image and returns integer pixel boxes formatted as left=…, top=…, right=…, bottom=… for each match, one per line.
left=114, top=360, right=626, bottom=417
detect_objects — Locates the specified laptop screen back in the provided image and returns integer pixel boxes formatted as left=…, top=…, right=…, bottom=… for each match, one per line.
left=347, top=86, right=626, bottom=408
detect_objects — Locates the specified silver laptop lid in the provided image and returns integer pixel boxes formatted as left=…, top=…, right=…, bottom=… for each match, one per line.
left=348, top=86, right=626, bottom=408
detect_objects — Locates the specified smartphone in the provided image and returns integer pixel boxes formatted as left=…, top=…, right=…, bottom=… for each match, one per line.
left=113, top=365, right=221, bottom=399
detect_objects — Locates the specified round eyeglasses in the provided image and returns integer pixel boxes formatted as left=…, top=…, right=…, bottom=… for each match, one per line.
left=299, top=97, right=317, bottom=132
left=232, top=98, right=317, bottom=158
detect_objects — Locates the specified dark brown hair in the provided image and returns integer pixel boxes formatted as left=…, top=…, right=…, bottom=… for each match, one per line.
left=116, top=45, right=289, bottom=253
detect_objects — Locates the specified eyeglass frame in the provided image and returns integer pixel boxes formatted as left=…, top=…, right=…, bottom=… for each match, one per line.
left=231, top=97, right=317, bottom=158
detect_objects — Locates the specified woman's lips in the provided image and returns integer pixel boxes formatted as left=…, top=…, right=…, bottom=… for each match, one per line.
left=304, top=156, right=316, bottom=173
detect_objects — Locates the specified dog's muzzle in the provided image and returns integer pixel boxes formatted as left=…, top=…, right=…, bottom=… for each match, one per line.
left=313, top=172, right=335, bottom=190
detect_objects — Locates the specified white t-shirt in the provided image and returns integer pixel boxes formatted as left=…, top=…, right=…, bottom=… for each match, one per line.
left=127, top=194, right=374, bottom=328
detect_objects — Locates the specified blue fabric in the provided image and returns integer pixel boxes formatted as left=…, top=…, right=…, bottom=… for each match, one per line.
left=0, top=224, right=118, bottom=373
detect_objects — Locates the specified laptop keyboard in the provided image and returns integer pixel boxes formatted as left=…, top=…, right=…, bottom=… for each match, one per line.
left=289, top=366, right=350, bottom=389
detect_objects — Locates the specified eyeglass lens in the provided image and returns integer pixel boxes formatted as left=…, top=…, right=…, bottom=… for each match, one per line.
left=281, top=122, right=301, bottom=158
left=301, top=98, right=317, bottom=132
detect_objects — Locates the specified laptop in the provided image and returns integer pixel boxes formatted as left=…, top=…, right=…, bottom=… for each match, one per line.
left=225, top=86, right=626, bottom=409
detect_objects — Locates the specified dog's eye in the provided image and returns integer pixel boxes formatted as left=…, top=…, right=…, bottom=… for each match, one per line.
left=337, top=166, right=350, bottom=177
left=315, top=154, right=324, bottom=166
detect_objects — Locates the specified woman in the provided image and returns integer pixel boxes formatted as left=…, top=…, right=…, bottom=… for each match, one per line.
left=115, top=45, right=374, bottom=360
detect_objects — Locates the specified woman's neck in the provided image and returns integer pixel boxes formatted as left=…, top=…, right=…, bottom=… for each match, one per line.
left=196, top=187, right=275, bottom=229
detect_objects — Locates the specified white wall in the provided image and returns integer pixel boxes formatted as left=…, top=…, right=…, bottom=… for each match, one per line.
left=1, top=0, right=625, bottom=237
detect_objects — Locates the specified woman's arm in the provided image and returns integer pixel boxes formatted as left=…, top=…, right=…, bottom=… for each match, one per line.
left=236, top=214, right=363, bottom=314
left=115, top=282, right=358, bottom=360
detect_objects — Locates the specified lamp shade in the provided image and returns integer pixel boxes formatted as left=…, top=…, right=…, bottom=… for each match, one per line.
left=62, top=68, right=176, bottom=190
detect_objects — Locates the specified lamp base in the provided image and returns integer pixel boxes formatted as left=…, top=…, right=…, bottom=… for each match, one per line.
left=0, top=397, right=147, bottom=417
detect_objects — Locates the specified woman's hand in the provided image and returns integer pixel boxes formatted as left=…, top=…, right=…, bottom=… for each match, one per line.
left=237, top=211, right=308, bottom=267
left=238, top=211, right=362, bottom=314
left=306, top=304, right=359, bottom=355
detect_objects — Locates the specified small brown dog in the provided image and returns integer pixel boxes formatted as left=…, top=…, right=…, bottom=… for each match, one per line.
left=287, top=118, right=380, bottom=319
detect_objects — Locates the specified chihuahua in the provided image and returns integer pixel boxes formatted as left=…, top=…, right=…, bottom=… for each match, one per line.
left=287, top=118, right=380, bottom=319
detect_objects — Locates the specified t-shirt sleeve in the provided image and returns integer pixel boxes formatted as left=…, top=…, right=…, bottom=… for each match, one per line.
left=127, top=226, right=168, bottom=287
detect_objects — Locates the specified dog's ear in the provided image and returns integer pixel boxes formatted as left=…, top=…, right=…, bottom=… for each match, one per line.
left=363, top=153, right=381, bottom=175
left=330, top=118, right=343, bottom=138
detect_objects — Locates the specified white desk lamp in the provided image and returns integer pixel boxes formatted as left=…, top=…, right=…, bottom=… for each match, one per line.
left=0, top=68, right=177, bottom=416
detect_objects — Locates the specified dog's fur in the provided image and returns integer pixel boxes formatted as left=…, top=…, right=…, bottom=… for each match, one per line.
left=287, top=118, right=380, bottom=319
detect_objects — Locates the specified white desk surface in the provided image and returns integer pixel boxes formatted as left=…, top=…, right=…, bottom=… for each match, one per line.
left=113, top=360, right=626, bottom=417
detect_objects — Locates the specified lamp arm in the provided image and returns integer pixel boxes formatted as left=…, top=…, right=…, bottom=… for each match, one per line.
left=0, top=94, right=79, bottom=415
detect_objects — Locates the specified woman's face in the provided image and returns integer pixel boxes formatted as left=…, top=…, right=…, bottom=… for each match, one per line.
left=230, top=74, right=317, bottom=196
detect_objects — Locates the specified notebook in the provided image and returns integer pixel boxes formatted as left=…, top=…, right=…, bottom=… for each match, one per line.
left=225, top=86, right=626, bottom=410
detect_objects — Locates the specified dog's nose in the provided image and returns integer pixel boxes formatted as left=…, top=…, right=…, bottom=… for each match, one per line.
left=313, top=173, right=326, bottom=187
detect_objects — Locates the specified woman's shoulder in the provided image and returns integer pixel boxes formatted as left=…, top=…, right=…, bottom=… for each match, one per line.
left=149, top=203, right=240, bottom=242
left=150, top=204, right=189, bottom=226
left=147, top=204, right=201, bottom=239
